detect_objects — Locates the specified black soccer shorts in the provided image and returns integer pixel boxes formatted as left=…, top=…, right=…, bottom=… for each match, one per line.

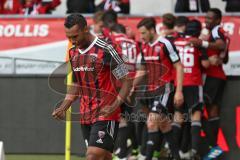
left=81, top=120, right=119, bottom=153
left=176, top=86, right=204, bottom=114
left=204, top=76, right=226, bottom=107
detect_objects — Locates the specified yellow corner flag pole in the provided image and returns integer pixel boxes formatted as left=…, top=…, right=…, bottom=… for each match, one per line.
left=65, top=43, right=72, bottom=160
left=65, top=71, right=72, bottom=160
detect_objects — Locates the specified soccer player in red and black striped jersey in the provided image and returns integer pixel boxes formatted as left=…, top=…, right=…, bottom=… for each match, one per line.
left=110, top=23, right=141, bottom=159
left=173, top=19, right=210, bottom=159
left=102, top=10, right=118, bottom=41
left=189, top=8, right=229, bottom=158
left=134, top=17, right=184, bottom=160
left=52, top=14, right=132, bottom=160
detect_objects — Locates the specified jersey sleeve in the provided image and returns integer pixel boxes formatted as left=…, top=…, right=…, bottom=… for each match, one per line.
left=212, top=26, right=226, bottom=41
left=104, top=44, right=129, bottom=80
left=161, top=38, right=180, bottom=63
left=67, top=46, right=78, bottom=83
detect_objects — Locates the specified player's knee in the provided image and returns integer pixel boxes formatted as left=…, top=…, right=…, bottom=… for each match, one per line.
left=173, top=112, right=184, bottom=124
left=208, top=107, right=219, bottom=118
left=86, top=153, right=98, bottom=160
left=147, top=114, right=159, bottom=130
left=147, top=120, right=158, bottom=130
left=159, top=120, right=171, bottom=132
left=86, top=149, right=104, bottom=160
left=104, top=152, right=112, bottom=160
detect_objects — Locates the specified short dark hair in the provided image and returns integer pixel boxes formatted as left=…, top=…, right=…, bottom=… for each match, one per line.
left=162, top=13, right=176, bottom=29
left=137, top=17, right=156, bottom=30
left=64, top=14, right=87, bottom=29
left=208, top=8, right=222, bottom=20
left=174, top=16, right=189, bottom=27
left=185, top=19, right=202, bottom=37
left=103, top=10, right=118, bottom=27
left=111, top=23, right=126, bottom=34
left=93, top=11, right=104, bottom=23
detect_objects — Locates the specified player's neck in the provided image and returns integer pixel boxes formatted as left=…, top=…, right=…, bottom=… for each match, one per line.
left=150, top=34, right=159, bottom=44
left=79, top=33, right=95, bottom=50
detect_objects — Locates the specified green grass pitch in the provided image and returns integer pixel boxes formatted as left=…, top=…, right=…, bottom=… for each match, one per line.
left=6, top=154, right=85, bottom=160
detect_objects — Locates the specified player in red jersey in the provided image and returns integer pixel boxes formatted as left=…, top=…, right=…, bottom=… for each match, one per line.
left=173, top=19, right=210, bottom=159
left=189, top=8, right=229, bottom=158
left=160, top=13, right=177, bottom=39
left=174, top=16, right=189, bottom=34
left=102, top=10, right=118, bottom=41
left=52, top=14, right=132, bottom=160
left=89, top=11, right=106, bottom=39
left=133, top=17, right=184, bottom=160
left=110, top=23, right=140, bottom=160
left=173, top=16, right=193, bottom=158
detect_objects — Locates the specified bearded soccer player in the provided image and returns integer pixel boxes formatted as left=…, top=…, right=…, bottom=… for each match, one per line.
left=134, top=17, right=184, bottom=160
left=52, top=14, right=132, bottom=160
left=189, top=8, right=229, bottom=158
left=173, top=19, right=210, bottom=160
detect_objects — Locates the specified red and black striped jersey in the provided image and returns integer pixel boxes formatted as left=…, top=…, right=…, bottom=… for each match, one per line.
left=111, top=33, right=140, bottom=78
left=141, top=36, right=180, bottom=91
left=69, top=36, right=128, bottom=124
left=206, top=25, right=228, bottom=80
left=174, top=35, right=208, bottom=86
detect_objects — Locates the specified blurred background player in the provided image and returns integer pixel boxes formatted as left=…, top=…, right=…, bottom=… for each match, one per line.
left=159, top=13, right=176, bottom=38
left=174, top=16, right=189, bottom=34
left=134, top=17, right=184, bottom=160
left=89, top=11, right=106, bottom=39
left=52, top=14, right=131, bottom=160
left=189, top=8, right=229, bottom=159
left=172, top=19, right=210, bottom=160
left=102, top=9, right=118, bottom=40
left=110, top=23, right=140, bottom=160
left=173, top=15, right=192, bottom=159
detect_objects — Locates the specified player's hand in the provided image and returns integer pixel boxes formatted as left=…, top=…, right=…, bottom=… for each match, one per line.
left=174, top=91, right=184, bottom=108
left=126, top=87, right=136, bottom=106
left=52, top=107, right=66, bottom=120
left=99, top=97, right=123, bottom=117
left=52, top=100, right=72, bottom=120
left=129, top=87, right=135, bottom=97
left=188, top=38, right=202, bottom=47
left=209, top=55, right=221, bottom=66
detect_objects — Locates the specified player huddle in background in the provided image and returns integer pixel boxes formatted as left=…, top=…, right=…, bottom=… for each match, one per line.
left=53, top=8, right=229, bottom=160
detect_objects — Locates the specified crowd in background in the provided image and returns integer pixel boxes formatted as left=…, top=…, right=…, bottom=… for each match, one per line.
left=0, top=0, right=61, bottom=14
left=175, top=0, right=240, bottom=13
left=0, top=0, right=240, bottom=15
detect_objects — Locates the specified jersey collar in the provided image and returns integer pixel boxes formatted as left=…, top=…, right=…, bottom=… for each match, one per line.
left=78, top=36, right=98, bottom=54
left=149, top=36, right=161, bottom=47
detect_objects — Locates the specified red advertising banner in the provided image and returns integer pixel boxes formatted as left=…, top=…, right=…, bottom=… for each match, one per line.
left=0, top=16, right=240, bottom=75
left=0, top=18, right=66, bottom=50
